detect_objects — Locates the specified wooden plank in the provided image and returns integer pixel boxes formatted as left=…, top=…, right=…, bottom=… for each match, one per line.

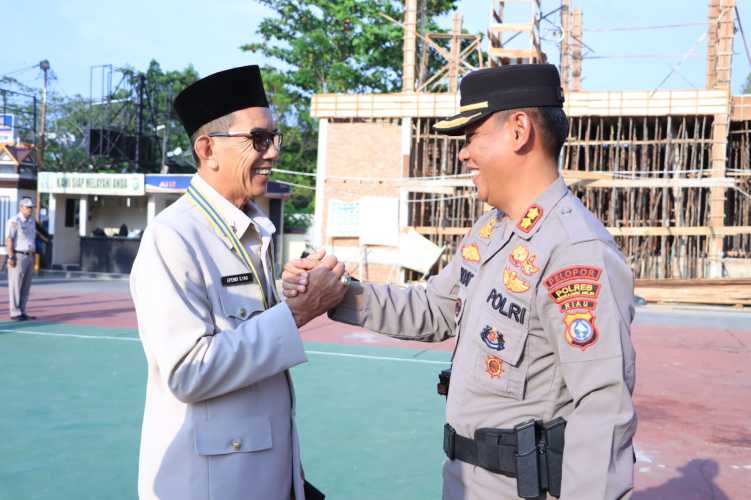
left=635, top=278, right=751, bottom=306
left=311, top=90, right=733, bottom=119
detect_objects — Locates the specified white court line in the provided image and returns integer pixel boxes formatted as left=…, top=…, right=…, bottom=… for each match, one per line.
left=0, top=329, right=451, bottom=365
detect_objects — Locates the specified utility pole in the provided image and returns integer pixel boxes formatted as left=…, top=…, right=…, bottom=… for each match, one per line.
left=36, top=60, right=50, bottom=222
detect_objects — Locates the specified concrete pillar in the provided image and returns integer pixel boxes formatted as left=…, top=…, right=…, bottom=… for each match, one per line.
left=48, top=193, right=56, bottom=236
left=147, top=194, right=157, bottom=224
left=313, top=118, right=329, bottom=248
left=79, top=196, right=88, bottom=237
left=402, top=0, right=417, bottom=92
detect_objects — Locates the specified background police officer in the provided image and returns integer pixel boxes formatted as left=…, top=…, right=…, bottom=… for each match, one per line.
left=6, top=197, right=37, bottom=321
left=284, top=64, right=637, bottom=499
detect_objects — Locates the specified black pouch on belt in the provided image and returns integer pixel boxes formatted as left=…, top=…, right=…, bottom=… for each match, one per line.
left=543, top=417, right=566, bottom=498
left=514, top=419, right=541, bottom=498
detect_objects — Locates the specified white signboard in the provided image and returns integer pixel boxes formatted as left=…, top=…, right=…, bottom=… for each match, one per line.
left=327, top=199, right=360, bottom=237
left=38, top=172, right=144, bottom=196
left=359, top=197, right=400, bottom=246
left=398, top=228, right=445, bottom=275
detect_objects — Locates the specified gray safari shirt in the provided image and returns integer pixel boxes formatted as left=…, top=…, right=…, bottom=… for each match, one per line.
left=6, top=212, right=36, bottom=252
left=330, top=176, right=637, bottom=499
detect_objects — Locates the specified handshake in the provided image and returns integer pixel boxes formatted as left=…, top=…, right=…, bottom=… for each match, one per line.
left=283, top=249, right=349, bottom=328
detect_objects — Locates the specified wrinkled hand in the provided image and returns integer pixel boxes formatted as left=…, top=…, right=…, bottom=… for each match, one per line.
left=286, top=264, right=347, bottom=328
left=282, top=248, right=338, bottom=298
left=7, top=258, right=15, bottom=268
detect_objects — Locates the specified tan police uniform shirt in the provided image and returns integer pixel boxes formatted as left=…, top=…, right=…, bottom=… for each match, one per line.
left=130, top=174, right=306, bottom=500
left=330, top=176, right=636, bottom=499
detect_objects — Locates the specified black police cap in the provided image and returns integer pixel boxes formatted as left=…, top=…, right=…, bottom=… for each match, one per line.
left=434, top=64, right=564, bottom=136
left=173, top=65, right=269, bottom=137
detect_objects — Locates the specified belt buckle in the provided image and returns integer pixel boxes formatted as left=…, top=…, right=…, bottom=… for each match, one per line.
left=443, top=423, right=456, bottom=460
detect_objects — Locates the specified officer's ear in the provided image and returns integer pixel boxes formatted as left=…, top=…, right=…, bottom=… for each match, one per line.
left=507, top=111, right=533, bottom=153
left=194, top=136, right=219, bottom=171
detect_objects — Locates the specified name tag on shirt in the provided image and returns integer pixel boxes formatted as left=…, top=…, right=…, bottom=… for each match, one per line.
left=221, top=273, right=254, bottom=287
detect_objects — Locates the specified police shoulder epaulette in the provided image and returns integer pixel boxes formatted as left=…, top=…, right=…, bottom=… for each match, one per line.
left=556, top=195, right=610, bottom=245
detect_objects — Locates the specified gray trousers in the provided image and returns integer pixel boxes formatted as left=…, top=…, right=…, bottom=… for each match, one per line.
left=8, top=253, right=33, bottom=317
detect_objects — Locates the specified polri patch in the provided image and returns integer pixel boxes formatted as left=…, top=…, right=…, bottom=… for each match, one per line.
left=486, top=288, right=527, bottom=325
left=549, top=281, right=601, bottom=303
left=564, top=311, right=598, bottom=349
left=517, top=204, right=543, bottom=233
left=221, top=273, right=254, bottom=287
left=485, top=355, right=504, bottom=379
left=462, top=243, right=481, bottom=263
left=544, top=265, right=602, bottom=289
left=480, top=325, right=505, bottom=351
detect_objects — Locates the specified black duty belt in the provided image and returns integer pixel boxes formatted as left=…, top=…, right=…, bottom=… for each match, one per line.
left=14, top=250, right=31, bottom=255
left=443, top=423, right=518, bottom=476
left=443, top=418, right=566, bottom=499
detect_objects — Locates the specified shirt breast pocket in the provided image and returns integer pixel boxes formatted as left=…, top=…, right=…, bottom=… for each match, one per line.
left=471, top=306, right=531, bottom=401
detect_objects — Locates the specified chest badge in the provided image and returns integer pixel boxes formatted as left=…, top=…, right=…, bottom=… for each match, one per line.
left=479, top=217, right=497, bottom=239
left=503, top=267, right=530, bottom=293
left=564, top=311, right=598, bottom=349
left=517, top=205, right=543, bottom=233
left=509, top=245, right=540, bottom=276
left=485, top=355, right=504, bottom=379
left=462, top=243, right=481, bottom=263
left=480, top=325, right=505, bottom=351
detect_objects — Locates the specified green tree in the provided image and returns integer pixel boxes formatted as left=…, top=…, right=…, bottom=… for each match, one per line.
left=743, top=72, right=751, bottom=94
left=243, top=0, right=459, bottom=228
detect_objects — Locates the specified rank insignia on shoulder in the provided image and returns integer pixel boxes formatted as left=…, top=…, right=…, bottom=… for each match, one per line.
left=503, top=267, right=530, bottom=293
left=563, top=311, right=598, bottom=349
left=481, top=325, right=505, bottom=351
left=517, top=204, right=543, bottom=233
left=462, top=243, right=481, bottom=263
left=485, top=355, right=504, bottom=378
left=479, top=217, right=497, bottom=239
left=508, top=245, right=540, bottom=276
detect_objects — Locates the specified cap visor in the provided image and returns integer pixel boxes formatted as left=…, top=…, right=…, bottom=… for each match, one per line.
left=433, top=110, right=493, bottom=136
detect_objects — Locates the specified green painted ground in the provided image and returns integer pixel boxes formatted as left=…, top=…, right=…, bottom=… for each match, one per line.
left=0, top=323, right=450, bottom=500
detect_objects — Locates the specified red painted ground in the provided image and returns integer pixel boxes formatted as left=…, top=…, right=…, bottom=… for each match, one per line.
left=4, top=286, right=750, bottom=499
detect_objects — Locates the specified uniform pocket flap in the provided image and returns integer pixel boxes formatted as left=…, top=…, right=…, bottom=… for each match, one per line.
left=194, top=416, right=272, bottom=455
left=475, top=307, right=530, bottom=367
left=218, top=289, right=265, bottom=320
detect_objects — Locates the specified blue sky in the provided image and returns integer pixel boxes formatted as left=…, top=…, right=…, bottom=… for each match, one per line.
left=3, top=0, right=751, bottom=98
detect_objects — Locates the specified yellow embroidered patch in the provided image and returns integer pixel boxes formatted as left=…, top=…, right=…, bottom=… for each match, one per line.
left=479, top=217, right=497, bottom=239
left=503, top=267, right=530, bottom=293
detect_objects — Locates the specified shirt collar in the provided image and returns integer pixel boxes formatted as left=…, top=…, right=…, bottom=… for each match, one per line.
left=511, top=176, right=568, bottom=241
left=190, top=175, right=275, bottom=240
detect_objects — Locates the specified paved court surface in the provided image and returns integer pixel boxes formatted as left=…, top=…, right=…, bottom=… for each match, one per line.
left=0, top=276, right=749, bottom=499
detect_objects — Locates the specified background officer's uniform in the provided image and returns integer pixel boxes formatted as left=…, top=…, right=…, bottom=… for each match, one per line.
left=330, top=64, right=636, bottom=499
left=6, top=203, right=36, bottom=319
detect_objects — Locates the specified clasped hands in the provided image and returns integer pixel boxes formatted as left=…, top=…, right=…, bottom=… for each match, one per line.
left=284, top=249, right=347, bottom=328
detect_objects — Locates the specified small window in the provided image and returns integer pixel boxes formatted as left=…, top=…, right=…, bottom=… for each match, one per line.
left=65, top=199, right=76, bottom=228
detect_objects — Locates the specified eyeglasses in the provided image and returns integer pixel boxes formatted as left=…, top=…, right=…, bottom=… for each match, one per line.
left=207, top=129, right=283, bottom=152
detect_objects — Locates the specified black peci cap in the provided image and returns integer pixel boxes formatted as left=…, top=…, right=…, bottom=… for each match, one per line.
left=173, top=65, right=269, bottom=137
left=434, top=64, right=564, bottom=136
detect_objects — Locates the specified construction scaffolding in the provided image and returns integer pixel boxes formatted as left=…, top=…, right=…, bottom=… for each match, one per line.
left=311, top=0, right=751, bottom=297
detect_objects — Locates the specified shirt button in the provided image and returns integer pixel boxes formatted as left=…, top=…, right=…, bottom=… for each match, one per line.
left=231, top=440, right=242, bottom=450
left=239, top=307, right=247, bottom=318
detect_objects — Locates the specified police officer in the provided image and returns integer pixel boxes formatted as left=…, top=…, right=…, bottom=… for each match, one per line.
left=6, top=197, right=37, bottom=321
left=284, top=64, right=637, bottom=499
left=130, top=65, right=344, bottom=500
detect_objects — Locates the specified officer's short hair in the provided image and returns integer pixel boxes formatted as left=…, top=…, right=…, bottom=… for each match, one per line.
left=189, top=111, right=236, bottom=166
left=496, top=107, right=569, bottom=159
